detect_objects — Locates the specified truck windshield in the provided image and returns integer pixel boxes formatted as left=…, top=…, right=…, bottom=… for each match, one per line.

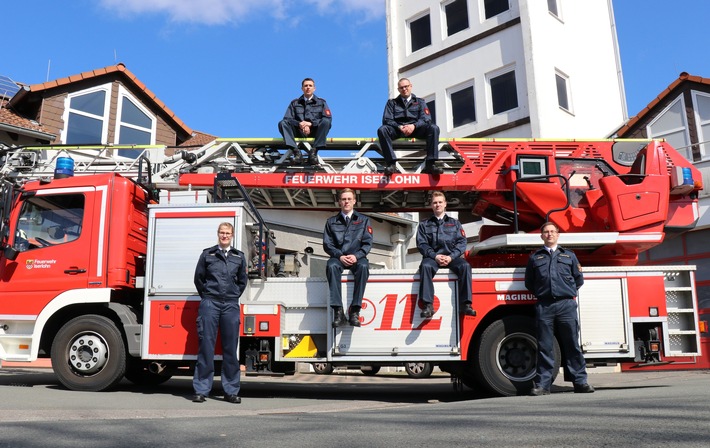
left=13, top=193, right=85, bottom=252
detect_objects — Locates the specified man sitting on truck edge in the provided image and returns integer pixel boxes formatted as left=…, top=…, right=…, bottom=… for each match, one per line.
left=416, top=191, right=475, bottom=318
left=377, top=77, right=442, bottom=176
left=192, top=222, right=248, bottom=404
left=323, top=188, right=372, bottom=327
left=524, top=222, right=594, bottom=396
left=278, top=77, right=332, bottom=166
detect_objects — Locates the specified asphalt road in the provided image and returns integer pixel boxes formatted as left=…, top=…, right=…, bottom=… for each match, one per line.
left=0, top=367, right=709, bottom=447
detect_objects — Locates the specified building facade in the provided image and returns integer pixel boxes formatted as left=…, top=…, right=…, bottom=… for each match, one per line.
left=386, top=0, right=627, bottom=138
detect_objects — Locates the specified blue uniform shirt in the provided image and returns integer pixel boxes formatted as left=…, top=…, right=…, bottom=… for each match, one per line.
left=524, top=246, right=584, bottom=300
left=381, top=94, right=432, bottom=130
left=416, top=215, right=467, bottom=260
left=323, top=211, right=373, bottom=260
left=283, top=94, right=332, bottom=128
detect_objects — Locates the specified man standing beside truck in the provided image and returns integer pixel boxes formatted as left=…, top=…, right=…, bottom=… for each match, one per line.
left=525, top=222, right=594, bottom=396
left=192, top=222, right=248, bottom=404
left=323, top=188, right=372, bottom=327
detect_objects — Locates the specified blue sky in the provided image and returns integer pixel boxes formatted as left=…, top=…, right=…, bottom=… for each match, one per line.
left=3, top=1, right=710, bottom=139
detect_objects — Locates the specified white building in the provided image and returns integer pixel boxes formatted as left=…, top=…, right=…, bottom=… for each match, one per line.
left=386, top=0, right=627, bottom=138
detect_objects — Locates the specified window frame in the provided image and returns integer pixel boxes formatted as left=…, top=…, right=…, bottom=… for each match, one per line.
left=646, top=96, right=692, bottom=160
left=447, top=80, right=477, bottom=130
left=555, top=69, right=573, bottom=114
left=408, top=10, right=432, bottom=54
left=482, top=0, right=510, bottom=20
left=423, top=94, right=437, bottom=126
left=487, top=66, right=519, bottom=116
left=113, top=85, right=157, bottom=158
left=691, top=90, right=710, bottom=160
left=61, top=84, right=111, bottom=145
left=442, top=0, right=469, bottom=37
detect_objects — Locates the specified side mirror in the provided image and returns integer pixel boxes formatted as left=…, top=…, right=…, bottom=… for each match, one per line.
left=3, top=245, right=18, bottom=261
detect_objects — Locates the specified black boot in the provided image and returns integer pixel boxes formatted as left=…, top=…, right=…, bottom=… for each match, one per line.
left=349, top=311, right=361, bottom=327
left=462, top=303, right=476, bottom=316
left=332, top=307, right=347, bottom=327
left=308, top=150, right=319, bottom=165
left=420, top=303, right=434, bottom=318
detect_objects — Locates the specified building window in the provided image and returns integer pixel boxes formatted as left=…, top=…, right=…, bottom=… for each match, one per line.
left=547, top=0, right=559, bottom=17
left=444, top=0, right=469, bottom=36
left=692, top=91, right=710, bottom=160
left=450, top=84, right=476, bottom=128
left=115, top=86, right=156, bottom=158
left=555, top=72, right=571, bottom=112
left=426, top=98, right=437, bottom=125
left=647, top=97, right=691, bottom=160
left=484, top=0, right=509, bottom=19
left=490, top=70, right=518, bottom=115
left=409, top=13, right=432, bottom=53
left=64, top=86, right=110, bottom=144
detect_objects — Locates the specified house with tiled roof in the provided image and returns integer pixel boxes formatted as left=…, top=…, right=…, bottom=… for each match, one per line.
left=615, top=72, right=710, bottom=316
left=0, top=63, right=213, bottom=155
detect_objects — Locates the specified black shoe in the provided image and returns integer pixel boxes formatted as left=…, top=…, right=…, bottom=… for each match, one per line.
left=224, top=394, right=242, bottom=403
left=192, top=394, right=206, bottom=403
left=462, top=304, right=476, bottom=316
left=420, top=303, right=434, bottom=318
left=574, top=383, right=595, bottom=393
left=424, top=163, right=443, bottom=175
left=291, top=148, right=303, bottom=163
left=529, top=387, right=550, bottom=396
left=383, top=163, right=396, bottom=176
left=308, top=151, right=319, bottom=165
left=349, top=312, right=361, bottom=327
left=333, top=307, right=347, bottom=327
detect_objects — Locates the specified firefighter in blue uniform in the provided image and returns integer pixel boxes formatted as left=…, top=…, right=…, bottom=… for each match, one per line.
left=192, top=222, right=248, bottom=404
left=525, top=222, right=594, bottom=396
left=416, top=191, right=475, bottom=318
left=377, top=78, right=442, bottom=176
left=278, top=77, right=332, bottom=165
left=323, top=188, right=372, bottom=327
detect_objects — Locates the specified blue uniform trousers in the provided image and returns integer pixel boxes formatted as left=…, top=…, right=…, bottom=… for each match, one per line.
left=193, top=298, right=241, bottom=396
left=377, top=123, right=440, bottom=164
left=534, top=298, right=587, bottom=389
left=326, top=257, right=369, bottom=310
left=278, top=119, right=332, bottom=149
left=418, top=257, right=472, bottom=306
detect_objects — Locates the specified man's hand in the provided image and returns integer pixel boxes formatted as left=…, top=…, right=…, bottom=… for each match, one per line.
left=399, top=124, right=415, bottom=136
left=340, top=254, right=357, bottom=267
left=435, top=254, right=451, bottom=267
left=299, top=121, right=312, bottom=136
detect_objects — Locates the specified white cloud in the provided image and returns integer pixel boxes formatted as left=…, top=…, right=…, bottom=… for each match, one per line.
left=98, top=0, right=384, bottom=25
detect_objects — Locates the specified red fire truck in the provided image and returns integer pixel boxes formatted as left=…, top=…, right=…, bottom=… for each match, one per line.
left=0, top=138, right=706, bottom=396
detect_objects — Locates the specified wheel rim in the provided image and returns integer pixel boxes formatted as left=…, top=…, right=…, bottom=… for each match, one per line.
left=407, top=362, right=424, bottom=375
left=67, top=332, right=109, bottom=375
left=495, top=332, right=536, bottom=382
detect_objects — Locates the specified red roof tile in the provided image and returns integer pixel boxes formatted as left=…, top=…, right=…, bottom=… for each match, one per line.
left=617, top=72, right=710, bottom=136
left=27, top=63, right=193, bottom=137
left=0, top=98, right=52, bottom=135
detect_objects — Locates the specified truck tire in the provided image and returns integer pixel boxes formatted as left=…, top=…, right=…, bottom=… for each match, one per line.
left=404, top=362, right=433, bottom=379
left=473, top=316, right=560, bottom=396
left=51, top=315, right=127, bottom=392
left=312, top=362, right=333, bottom=375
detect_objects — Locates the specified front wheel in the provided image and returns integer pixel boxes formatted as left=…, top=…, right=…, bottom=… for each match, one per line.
left=51, top=315, right=127, bottom=391
left=473, top=316, right=560, bottom=396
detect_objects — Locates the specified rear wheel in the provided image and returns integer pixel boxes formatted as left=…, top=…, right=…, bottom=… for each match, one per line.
left=51, top=315, right=127, bottom=391
left=312, top=362, right=334, bottom=375
left=404, top=362, right=433, bottom=379
left=473, top=316, right=560, bottom=396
